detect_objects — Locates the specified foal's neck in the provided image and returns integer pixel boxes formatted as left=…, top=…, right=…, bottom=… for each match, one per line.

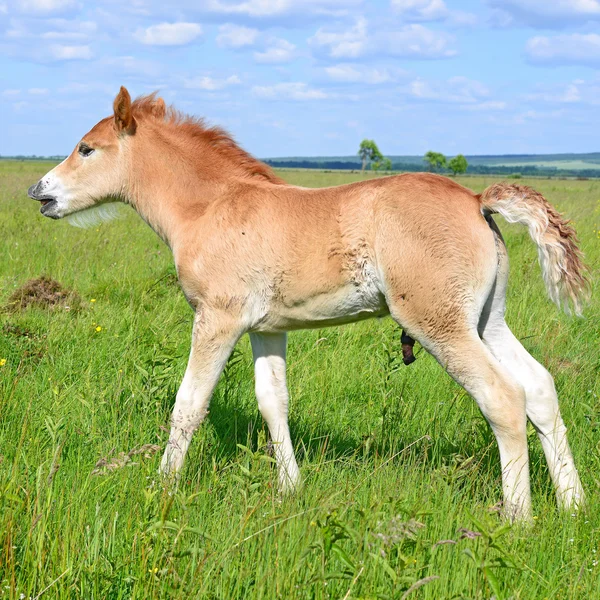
left=124, top=120, right=282, bottom=250
left=124, top=134, right=222, bottom=248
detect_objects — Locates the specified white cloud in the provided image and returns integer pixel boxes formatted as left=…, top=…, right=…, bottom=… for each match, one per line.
left=28, top=88, right=48, bottom=95
left=383, top=25, right=456, bottom=58
left=391, top=0, right=448, bottom=20
left=391, top=0, right=477, bottom=26
left=5, top=21, right=29, bottom=39
left=41, top=20, right=97, bottom=41
left=12, top=101, right=29, bottom=112
left=48, top=44, right=92, bottom=60
left=134, top=22, right=203, bottom=46
left=206, top=0, right=293, bottom=17
left=528, top=84, right=581, bottom=104
left=216, top=23, right=260, bottom=48
left=1, top=89, right=21, bottom=97
left=97, top=55, right=162, bottom=77
left=447, top=11, right=478, bottom=27
left=309, top=17, right=368, bottom=58
left=408, top=76, right=490, bottom=104
left=215, top=25, right=295, bottom=63
left=513, top=109, right=566, bottom=124
left=254, top=38, right=296, bottom=63
left=309, top=19, right=455, bottom=59
left=525, top=79, right=600, bottom=105
left=461, top=100, right=507, bottom=111
left=6, top=17, right=97, bottom=42
left=526, top=33, right=600, bottom=66
left=252, top=82, right=329, bottom=100
left=324, top=64, right=404, bottom=84
left=560, top=85, right=582, bottom=103
left=16, top=0, right=78, bottom=15
left=489, top=0, right=600, bottom=28
left=184, top=75, right=241, bottom=91
left=205, top=0, right=363, bottom=18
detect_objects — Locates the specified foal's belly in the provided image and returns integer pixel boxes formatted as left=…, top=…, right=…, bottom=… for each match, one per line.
left=251, top=281, right=390, bottom=332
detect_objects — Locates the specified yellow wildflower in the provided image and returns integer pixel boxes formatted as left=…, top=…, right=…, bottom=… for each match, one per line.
left=95, top=326, right=102, bottom=332
left=91, top=298, right=96, bottom=303
left=0, top=359, right=6, bottom=366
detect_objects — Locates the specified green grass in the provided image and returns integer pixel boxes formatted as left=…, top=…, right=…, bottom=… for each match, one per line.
left=1, top=161, right=599, bottom=599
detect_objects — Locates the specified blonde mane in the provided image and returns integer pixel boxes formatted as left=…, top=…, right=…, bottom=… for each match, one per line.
left=131, top=94, right=285, bottom=185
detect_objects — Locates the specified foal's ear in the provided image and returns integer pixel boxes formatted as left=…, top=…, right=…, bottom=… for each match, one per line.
left=152, top=97, right=166, bottom=120
left=113, top=86, right=136, bottom=135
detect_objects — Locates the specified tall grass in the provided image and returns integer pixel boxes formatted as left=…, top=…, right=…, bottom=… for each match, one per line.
left=1, top=162, right=599, bottom=599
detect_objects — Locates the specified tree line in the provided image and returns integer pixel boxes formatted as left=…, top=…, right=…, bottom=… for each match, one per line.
left=357, top=140, right=468, bottom=175
left=265, top=159, right=598, bottom=179
left=268, top=141, right=596, bottom=178
left=424, top=151, right=468, bottom=175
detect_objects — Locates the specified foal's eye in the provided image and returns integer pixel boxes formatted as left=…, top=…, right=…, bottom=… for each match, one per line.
left=78, top=144, right=95, bottom=158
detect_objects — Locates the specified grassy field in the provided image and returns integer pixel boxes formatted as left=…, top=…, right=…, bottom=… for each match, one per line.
left=1, top=161, right=599, bottom=599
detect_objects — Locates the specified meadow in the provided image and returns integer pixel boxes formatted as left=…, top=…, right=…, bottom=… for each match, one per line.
left=0, top=161, right=599, bottom=599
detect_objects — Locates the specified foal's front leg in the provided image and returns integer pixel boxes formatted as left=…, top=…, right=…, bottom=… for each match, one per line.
left=250, top=332, right=300, bottom=492
left=160, top=310, right=242, bottom=476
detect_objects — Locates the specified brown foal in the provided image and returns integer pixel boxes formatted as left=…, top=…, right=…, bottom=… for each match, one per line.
left=27, top=87, right=589, bottom=521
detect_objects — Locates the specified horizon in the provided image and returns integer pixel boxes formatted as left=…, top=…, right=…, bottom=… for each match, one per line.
left=3, top=151, right=600, bottom=160
left=1, top=0, right=600, bottom=157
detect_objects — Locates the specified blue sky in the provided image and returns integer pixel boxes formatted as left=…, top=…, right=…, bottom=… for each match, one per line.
left=1, top=0, right=599, bottom=157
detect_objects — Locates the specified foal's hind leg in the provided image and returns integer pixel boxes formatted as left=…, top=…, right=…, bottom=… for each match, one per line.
left=389, top=310, right=531, bottom=519
left=478, top=221, right=585, bottom=511
left=481, top=321, right=585, bottom=510
left=427, top=331, right=531, bottom=520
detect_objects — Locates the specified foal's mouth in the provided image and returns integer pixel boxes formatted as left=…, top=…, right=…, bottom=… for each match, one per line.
left=39, top=197, right=56, bottom=209
left=28, top=184, right=59, bottom=217
left=35, top=196, right=58, bottom=216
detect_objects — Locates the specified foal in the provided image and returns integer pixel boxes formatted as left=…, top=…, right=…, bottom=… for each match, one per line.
left=28, top=87, right=589, bottom=521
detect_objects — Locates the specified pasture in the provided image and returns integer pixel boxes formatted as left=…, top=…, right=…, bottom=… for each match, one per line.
left=1, top=161, right=599, bottom=599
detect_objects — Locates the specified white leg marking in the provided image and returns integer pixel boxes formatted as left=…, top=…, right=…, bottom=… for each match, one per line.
left=250, top=332, right=300, bottom=493
left=483, top=322, right=585, bottom=510
left=421, top=330, right=532, bottom=521
left=464, top=356, right=532, bottom=521
left=160, top=312, right=241, bottom=477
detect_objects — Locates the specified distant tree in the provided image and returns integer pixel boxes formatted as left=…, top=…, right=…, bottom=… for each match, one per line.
left=424, top=151, right=446, bottom=172
left=372, top=156, right=392, bottom=174
left=358, top=139, right=383, bottom=172
left=448, top=154, right=468, bottom=175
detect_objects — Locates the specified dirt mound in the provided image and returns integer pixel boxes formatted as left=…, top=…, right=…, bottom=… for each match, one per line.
left=6, top=276, right=80, bottom=312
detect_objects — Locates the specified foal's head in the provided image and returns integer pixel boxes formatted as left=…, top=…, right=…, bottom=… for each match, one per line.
left=27, top=86, right=165, bottom=224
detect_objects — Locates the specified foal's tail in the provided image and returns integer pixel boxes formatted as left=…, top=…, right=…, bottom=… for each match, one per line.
left=479, top=183, right=590, bottom=316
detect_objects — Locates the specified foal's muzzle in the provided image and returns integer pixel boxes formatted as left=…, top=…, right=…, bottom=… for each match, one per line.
left=28, top=182, right=60, bottom=219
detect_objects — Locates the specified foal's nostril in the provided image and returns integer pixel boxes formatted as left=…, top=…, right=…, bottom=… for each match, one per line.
left=27, top=182, right=41, bottom=199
